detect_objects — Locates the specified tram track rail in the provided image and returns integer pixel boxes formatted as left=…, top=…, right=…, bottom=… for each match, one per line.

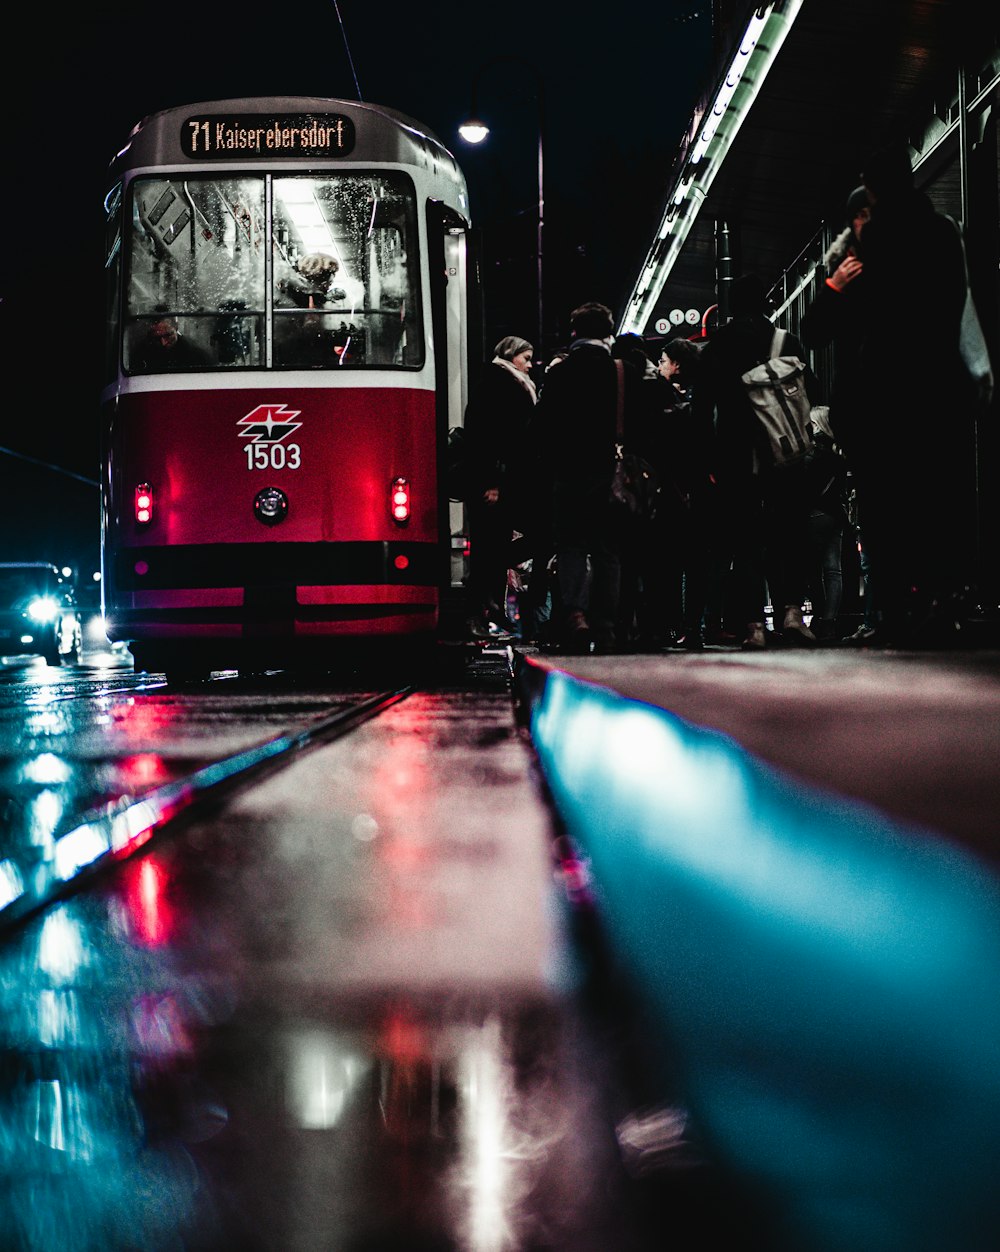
left=0, top=682, right=415, bottom=938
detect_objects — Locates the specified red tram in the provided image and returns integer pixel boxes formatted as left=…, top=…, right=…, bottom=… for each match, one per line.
left=100, top=97, right=478, bottom=679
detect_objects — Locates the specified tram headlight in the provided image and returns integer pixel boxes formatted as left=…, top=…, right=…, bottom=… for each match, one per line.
left=254, top=486, right=289, bottom=526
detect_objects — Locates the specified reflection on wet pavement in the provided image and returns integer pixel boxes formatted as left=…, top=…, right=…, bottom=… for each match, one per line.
left=0, top=887, right=649, bottom=1251
left=0, top=670, right=380, bottom=934
left=528, top=667, right=1000, bottom=1252
left=0, top=661, right=771, bottom=1251
left=14, top=646, right=999, bottom=1248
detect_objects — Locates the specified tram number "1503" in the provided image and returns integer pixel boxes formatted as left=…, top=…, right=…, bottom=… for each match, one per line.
left=245, top=443, right=301, bottom=470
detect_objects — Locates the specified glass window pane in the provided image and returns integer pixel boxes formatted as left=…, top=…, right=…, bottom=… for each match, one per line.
left=103, top=182, right=123, bottom=384
left=272, top=172, right=422, bottom=368
left=124, top=176, right=265, bottom=373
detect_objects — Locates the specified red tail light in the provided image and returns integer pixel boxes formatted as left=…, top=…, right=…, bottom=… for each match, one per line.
left=390, top=477, right=410, bottom=524
left=135, top=483, right=153, bottom=525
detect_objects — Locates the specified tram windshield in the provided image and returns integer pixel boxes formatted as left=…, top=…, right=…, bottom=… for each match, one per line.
left=123, top=172, right=421, bottom=373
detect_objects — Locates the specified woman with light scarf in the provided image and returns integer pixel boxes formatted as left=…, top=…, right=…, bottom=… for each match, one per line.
left=463, top=335, right=537, bottom=638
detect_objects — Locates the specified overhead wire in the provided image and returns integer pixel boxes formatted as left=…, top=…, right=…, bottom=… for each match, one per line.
left=332, top=1, right=363, bottom=101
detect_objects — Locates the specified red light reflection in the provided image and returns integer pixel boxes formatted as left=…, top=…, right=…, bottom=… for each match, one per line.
left=122, top=857, right=174, bottom=947
left=119, top=753, right=171, bottom=790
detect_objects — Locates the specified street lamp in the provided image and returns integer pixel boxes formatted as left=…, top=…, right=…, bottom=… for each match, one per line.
left=458, top=59, right=545, bottom=358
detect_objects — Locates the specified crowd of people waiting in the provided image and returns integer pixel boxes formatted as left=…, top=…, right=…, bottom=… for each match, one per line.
left=460, top=142, right=992, bottom=654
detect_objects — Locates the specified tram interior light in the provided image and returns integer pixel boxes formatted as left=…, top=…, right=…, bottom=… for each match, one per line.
left=274, top=182, right=341, bottom=262
left=135, top=483, right=153, bottom=525
left=390, top=478, right=411, bottom=524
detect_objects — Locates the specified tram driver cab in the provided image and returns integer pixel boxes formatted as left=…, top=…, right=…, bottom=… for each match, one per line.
left=123, top=170, right=420, bottom=374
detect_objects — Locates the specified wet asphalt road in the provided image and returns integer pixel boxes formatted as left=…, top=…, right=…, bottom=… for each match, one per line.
left=3, top=641, right=1000, bottom=1250
left=1, top=645, right=745, bottom=1252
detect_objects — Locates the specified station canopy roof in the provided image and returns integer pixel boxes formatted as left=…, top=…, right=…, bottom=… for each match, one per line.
left=622, top=0, right=998, bottom=336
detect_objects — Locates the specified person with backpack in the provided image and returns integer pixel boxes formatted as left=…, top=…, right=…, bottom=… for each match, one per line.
left=694, top=273, right=820, bottom=650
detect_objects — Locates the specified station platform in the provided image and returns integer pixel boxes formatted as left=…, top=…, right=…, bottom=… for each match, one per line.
left=511, top=642, right=1000, bottom=1251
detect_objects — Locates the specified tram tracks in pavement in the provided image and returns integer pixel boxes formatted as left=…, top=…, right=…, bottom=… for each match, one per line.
left=0, top=682, right=415, bottom=938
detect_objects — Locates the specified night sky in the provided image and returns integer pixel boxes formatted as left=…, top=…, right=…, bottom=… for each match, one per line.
left=2, top=3, right=711, bottom=573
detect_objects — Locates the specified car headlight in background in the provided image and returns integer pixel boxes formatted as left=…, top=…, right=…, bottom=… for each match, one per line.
left=26, top=597, right=59, bottom=623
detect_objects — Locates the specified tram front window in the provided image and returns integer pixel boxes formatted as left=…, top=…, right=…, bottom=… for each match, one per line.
left=122, top=171, right=421, bottom=373
left=272, top=172, right=421, bottom=368
left=125, top=176, right=265, bottom=373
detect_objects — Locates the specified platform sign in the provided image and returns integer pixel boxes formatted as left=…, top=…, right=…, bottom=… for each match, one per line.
left=668, top=309, right=685, bottom=325
left=685, top=309, right=701, bottom=325
left=654, top=318, right=671, bottom=334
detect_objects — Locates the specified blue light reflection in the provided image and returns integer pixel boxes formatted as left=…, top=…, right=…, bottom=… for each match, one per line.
left=530, top=669, right=1000, bottom=1252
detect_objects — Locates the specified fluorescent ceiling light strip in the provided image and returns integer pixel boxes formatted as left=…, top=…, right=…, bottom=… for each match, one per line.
left=619, top=0, right=804, bottom=335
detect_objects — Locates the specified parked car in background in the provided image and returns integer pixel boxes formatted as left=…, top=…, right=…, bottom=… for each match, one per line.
left=0, top=562, right=83, bottom=666
left=75, top=574, right=129, bottom=662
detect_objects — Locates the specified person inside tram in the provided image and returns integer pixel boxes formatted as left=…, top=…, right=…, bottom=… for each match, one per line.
left=277, top=252, right=348, bottom=308
left=133, top=313, right=213, bottom=372
left=275, top=251, right=362, bottom=366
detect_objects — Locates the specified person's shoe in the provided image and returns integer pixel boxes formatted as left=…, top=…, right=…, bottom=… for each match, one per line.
left=841, top=623, right=877, bottom=646
left=673, top=629, right=705, bottom=652
left=781, top=605, right=817, bottom=647
left=563, top=611, right=593, bottom=655
left=591, top=627, right=618, bottom=654
left=741, top=622, right=767, bottom=651
left=811, top=617, right=837, bottom=644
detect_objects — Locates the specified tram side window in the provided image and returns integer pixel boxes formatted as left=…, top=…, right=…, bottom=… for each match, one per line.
left=124, top=176, right=265, bottom=373
left=103, top=182, right=123, bottom=386
left=272, top=172, right=422, bottom=368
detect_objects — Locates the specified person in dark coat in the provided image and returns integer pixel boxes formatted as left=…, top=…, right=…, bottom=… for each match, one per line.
left=613, top=334, right=713, bottom=649
left=801, top=185, right=870, bottom=448
left=608, top=333, right=661, bottom=650
left=653, top=336, right=715, bottom=649
left=801, top=186, right=871, bottom=642
left=463, top=334, right=537, bottom=637
left=533, top=302, right=641, bottom=653
left=694, top=274, right=820, bottom=649
left=832, top=142, right=977, bottom=644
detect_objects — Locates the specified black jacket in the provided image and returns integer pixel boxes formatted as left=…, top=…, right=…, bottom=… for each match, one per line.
left=800, top=228, right=870, bottom=456
left=463, top=360, right=537, bottom=503
left=533, top=340, right=642, bottom=487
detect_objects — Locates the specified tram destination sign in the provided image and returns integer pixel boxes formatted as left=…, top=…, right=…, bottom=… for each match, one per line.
left=181, top=114, right=356, bottom=159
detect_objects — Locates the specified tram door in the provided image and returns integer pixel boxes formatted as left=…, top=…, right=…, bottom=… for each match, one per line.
left=428, top=202, right=479, bottom=633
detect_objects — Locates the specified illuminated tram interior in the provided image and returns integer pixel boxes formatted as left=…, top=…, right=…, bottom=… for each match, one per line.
left=124, top=173, right=422, bottom=373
